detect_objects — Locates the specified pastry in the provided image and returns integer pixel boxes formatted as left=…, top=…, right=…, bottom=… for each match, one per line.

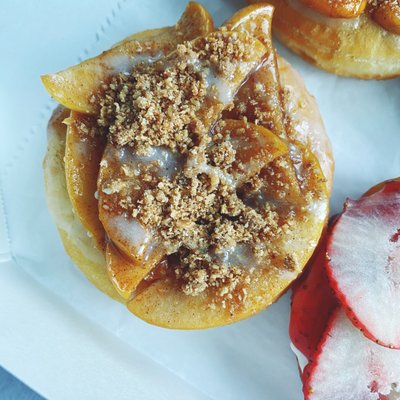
left=42, top=3, right=334, bottom=329
left=248, top=0, right=400, bottom=79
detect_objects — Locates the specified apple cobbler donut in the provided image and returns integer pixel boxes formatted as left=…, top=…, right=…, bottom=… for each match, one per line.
left=42, top=3, right=333, bottom=328
left=248, top=0, right=400, bottom=79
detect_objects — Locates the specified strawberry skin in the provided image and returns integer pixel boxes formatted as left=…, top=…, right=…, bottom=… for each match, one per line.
left=290, top=221, right=339, bottom=362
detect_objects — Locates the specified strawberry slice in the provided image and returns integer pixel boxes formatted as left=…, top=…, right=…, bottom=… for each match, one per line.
left=326, top=180, right=400, bottom=349
left=290, top=227, right=338, bottom=362
left=303, top=309, right=400, bottom=400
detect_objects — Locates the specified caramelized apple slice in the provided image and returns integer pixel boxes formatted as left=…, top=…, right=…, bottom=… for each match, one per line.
left=224, top=3, right=275, bottom=38
left=372, top=1, right=400, bottom=35
left=64, top=111, right=106, bottom=250
left=44, top=106, right=122, bottom=302
left=106, top=241, right=164, bottom=299
left=113, top=2, right=213, bottom=47
left=41, top=2, right=214, bottom=114
left=215, top=119, right=288, bottom=183
left=224, top=5, right=304, bottom=203
left=254, top=140, right=327, bottom=205
left=98, top=144, right=162, bottom=262
left=299, top=0, right=367, bottom=18
left=224, top=4, right=287, bottom=139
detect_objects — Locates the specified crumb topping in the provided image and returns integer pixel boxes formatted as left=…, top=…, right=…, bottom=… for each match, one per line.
left=101, top=120, right=294, bottom=297
left=95, top=29, right=321, bottom=303
left=97, top=31, right=255, bottom=156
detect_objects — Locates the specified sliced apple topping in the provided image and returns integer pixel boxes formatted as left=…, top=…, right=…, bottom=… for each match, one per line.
left=211, top=119, right=289, bottom=184
left=64, top=111, right=106, bottom=250
left=223, top=4, right=287, bottom=140
left=223, top=5, right=314, bottom=206
left=41, top=3, right=214, bottom=114
left=95, top=30, right=269, bottom=299
left=105, top=241, right=165, bottom=300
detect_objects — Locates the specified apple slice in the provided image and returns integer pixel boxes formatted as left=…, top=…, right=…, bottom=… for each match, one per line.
left=223, top=5, right=312, bottom=204
left=372, top=1, right=400, bottom=35
left=223, top=3, right=288, bottom=140
left=290, top=230, right=338, bottom=362
left=105, top=242, right=164, bottom=299
left=215, top=119, right=289, bottom=184
left=113, top=2, right=213, bottom=47
left=298, top=0, right=367, bottom=18
left=327, top=179, right=400, bottom=349
left=64, top=111, right=106, bottom=250
left=41, top=2, right=214, bottom=114
left=303, top=309, right=400, bottom=400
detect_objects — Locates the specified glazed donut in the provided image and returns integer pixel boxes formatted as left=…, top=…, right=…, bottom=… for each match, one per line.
left=248, top=0, right=400, bottom=79
left=42, top=3, right=333, bottom=329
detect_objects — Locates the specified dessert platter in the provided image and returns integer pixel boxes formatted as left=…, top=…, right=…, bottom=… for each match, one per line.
left=0, top=0, right=399, bottom=398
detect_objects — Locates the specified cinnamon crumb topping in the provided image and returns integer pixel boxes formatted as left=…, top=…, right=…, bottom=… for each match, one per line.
left=95, top=30, right=320, bottom=303
left=97, top=31, right=254, bottom=156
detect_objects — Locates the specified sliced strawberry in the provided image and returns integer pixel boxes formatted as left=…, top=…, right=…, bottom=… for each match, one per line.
left=290, top=228, right=338, bottom=362
left=327, top=180, right=400, bottom=349
left=303, top=309, right=400, bottom=400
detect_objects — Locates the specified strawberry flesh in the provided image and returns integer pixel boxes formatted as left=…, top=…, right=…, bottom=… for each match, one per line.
left=303, top=309, right=400, bottom=400
left=326, top=180, right=400, bottom=349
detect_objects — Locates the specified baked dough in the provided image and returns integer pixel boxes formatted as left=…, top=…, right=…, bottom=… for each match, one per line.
left=249, top=0, right=400, bottom=79
left=43, top=4, right=334, bottom=328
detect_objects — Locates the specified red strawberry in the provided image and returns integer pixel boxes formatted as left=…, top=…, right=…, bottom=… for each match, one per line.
left=326, top=180, right=400, bottom=349
left=303, top=308, right=400, bottom=400
left=290, top=227, right=338, bottom=362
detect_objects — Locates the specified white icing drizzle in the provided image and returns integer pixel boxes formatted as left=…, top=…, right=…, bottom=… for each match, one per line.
left=106, top=145, right=183, bottom=179
left=197, top=163, right=236, bottom=187
left=216, top=243, right=258, bottom=268
left=107, top=53, right=162, bottom=74
left=306, top=199, right=328, bottom=222
left=187, top=56, right=245, bottom=104
left=107, top=214, right=150, bottom=258
left=185, top=151, right=237, bottom=188
left=289, top=144, right=305, bottom=184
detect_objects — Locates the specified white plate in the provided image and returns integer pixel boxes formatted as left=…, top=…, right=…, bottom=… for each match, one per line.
left=0, top=1, right=399, bottom=399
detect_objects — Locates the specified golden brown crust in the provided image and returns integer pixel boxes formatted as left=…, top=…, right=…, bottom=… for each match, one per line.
left=249, top=0, right=400, bottom=79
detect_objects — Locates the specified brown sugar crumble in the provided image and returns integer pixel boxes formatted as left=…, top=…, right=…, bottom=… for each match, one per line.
left=97, top=30, right=253, bottom=156
left=96, top=30, right=311, bottom=302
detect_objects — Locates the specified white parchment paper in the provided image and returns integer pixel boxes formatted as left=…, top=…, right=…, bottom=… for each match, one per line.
left=0, top=0, right=399, bottom=399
